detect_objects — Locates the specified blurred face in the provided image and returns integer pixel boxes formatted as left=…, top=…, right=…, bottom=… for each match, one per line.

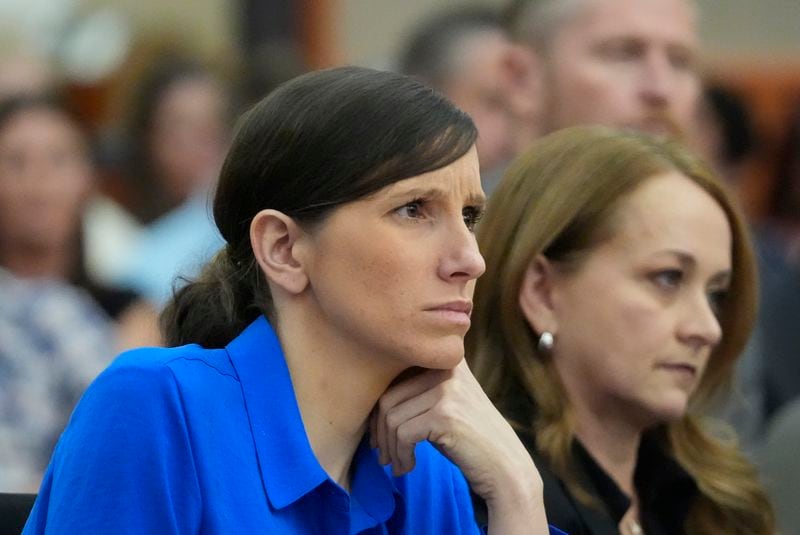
left=541, top=0, right=700, bottom=136
left=444, top=32, right=536, bottom=173
left=149, top=76, right=228, bottom=203
left=547, top=172, right=731, bottom=428
left=0, top=55, right=55, bottom=100
left=0, top=108, right=92, bottom=253
left=301, top=147, right=486, bottom=372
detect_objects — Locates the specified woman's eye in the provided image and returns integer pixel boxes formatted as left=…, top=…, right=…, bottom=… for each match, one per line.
left=396, top=200, right=425, bottom=220
left=462, top=206, right=484, bottom=231
left=652, top=269, right=683, bottom=289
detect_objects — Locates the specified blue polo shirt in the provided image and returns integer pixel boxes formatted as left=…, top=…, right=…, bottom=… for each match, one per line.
left=25, top=317, right=566, bottom=534
left=23, top=317, right=482, bottom=533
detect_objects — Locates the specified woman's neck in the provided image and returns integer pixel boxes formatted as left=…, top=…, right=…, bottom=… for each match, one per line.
left=571, top=399, right=643, bottom=498
left=276, top=303, right=402, bottom=491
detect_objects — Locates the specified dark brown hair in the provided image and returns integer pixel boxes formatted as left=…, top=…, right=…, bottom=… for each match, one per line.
left=161, top=66, right=477, bottom=348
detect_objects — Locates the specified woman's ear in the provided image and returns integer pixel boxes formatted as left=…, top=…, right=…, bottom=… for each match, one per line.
left=518, top=255, right=559, bottom=337
left=250, top=209, right=309, bottom=295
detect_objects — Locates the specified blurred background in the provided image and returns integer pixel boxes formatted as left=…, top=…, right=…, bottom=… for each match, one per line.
left=0, top=0, right=796, bottom=218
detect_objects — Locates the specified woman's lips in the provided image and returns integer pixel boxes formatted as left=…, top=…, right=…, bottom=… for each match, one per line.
left=658, top=363, right=698, bottom=385
left=425, top=301, right=473, bottom=326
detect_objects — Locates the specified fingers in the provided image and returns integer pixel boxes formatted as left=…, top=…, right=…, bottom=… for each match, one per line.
left=373, top=368, right=473, bottom=477
left=372, top=369, right=451, bottom=465
left=369, top=405, right=379, bottom=449
left=392, top=412, right=435, bottom=476
left=382, top=386, right=451, bottom=476
left=372, top=360, right=544, bottom=513
left=371, top=360, right=494, bottom=478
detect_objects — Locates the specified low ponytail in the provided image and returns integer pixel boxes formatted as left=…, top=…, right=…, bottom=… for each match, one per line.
left=160, top=245, right=270, bottom=348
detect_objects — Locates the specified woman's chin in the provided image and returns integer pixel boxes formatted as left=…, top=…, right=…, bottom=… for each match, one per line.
left=408, top=336, right=466, bottom=370
left=650, top=396, right=691, bottom=424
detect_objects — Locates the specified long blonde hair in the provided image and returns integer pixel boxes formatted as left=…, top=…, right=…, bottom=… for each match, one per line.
left=467, top=125, right=774, bottom=534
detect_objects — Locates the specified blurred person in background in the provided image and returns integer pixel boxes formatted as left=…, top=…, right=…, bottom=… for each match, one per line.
left=467, top=126, right=775, bottom=534
left=0, top=47, right=151, bottom=493
left=769, top=101, right=800, bottom=268
left=691, top=83, right=800, bottom=453
left=398, top=6, right=537, bottom=195
left=238, top=40, right=307, bottom=109
left=0, top=94, right=159, bottom=347
left=758, top=396, right=800, bottom=535
left=756, top=103, right=800, bottom=424
left=505, top=0, right=701, bottom=139
left=504, top=0, right=800, bottom=456
left=0, top=49, right=56, bottom=101
left=690, top=82, right=766, bottom=448
left=0, top=268, right=115, bottom=492
left=89, top=56, right=231, bottom=306
left=691, top=83, right=759, bottom=187
left=122, top=56, right=230, bottom=225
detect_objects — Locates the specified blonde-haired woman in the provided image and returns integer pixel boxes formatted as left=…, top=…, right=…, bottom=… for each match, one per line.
left=467, top=126, right=774, bottom=534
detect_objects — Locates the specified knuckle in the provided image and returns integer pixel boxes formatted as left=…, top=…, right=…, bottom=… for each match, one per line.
left=377, top=396, right=394, bottom=415
left=434, top=399, right=456, bottom=418
left=385, top=410, right=403, bottom=430
left=396, top=422, right=415, bottom=445
left=440, top=377, right=465, bottom=399
left=435, top=381, right=456, bottom=401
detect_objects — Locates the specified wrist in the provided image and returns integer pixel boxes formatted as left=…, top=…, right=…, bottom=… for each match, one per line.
left=485, top=475, right=543, bottom=513
left=482, top=456, right=543, bottom=510
left=484, top=472, right=548, bottom=535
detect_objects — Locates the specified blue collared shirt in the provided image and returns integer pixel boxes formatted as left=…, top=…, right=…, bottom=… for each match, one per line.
left=25, top=317, right=486, bottom=533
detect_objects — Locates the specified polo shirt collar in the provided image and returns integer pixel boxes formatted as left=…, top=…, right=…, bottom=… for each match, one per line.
left=226, top=316, right=327, bottom=509
left=225, top=316, right=401, bottom=525
left=350, top=437, right=403, bottom=528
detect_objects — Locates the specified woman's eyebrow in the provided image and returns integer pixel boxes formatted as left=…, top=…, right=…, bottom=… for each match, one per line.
left=385, top=186, right=446, bottom=201
left=384, top=186, right=486, bottom=206
left=651, top=249, right=696, bottom=268
left=653, top=249, right=732, bottom=285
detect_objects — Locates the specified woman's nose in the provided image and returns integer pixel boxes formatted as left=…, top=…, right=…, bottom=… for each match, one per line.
left=678, top=291, right=723, bottom=350
left=438, top=220, right=486, bottom=282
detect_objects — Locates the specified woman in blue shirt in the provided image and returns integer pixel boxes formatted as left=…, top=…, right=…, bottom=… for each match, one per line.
left=24, top=67, right=555, bottom=534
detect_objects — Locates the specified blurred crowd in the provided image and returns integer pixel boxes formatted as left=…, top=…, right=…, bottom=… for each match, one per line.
left=0, top=38, right=288, bottom=491
left=1, top=0, right=799, bottom=531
